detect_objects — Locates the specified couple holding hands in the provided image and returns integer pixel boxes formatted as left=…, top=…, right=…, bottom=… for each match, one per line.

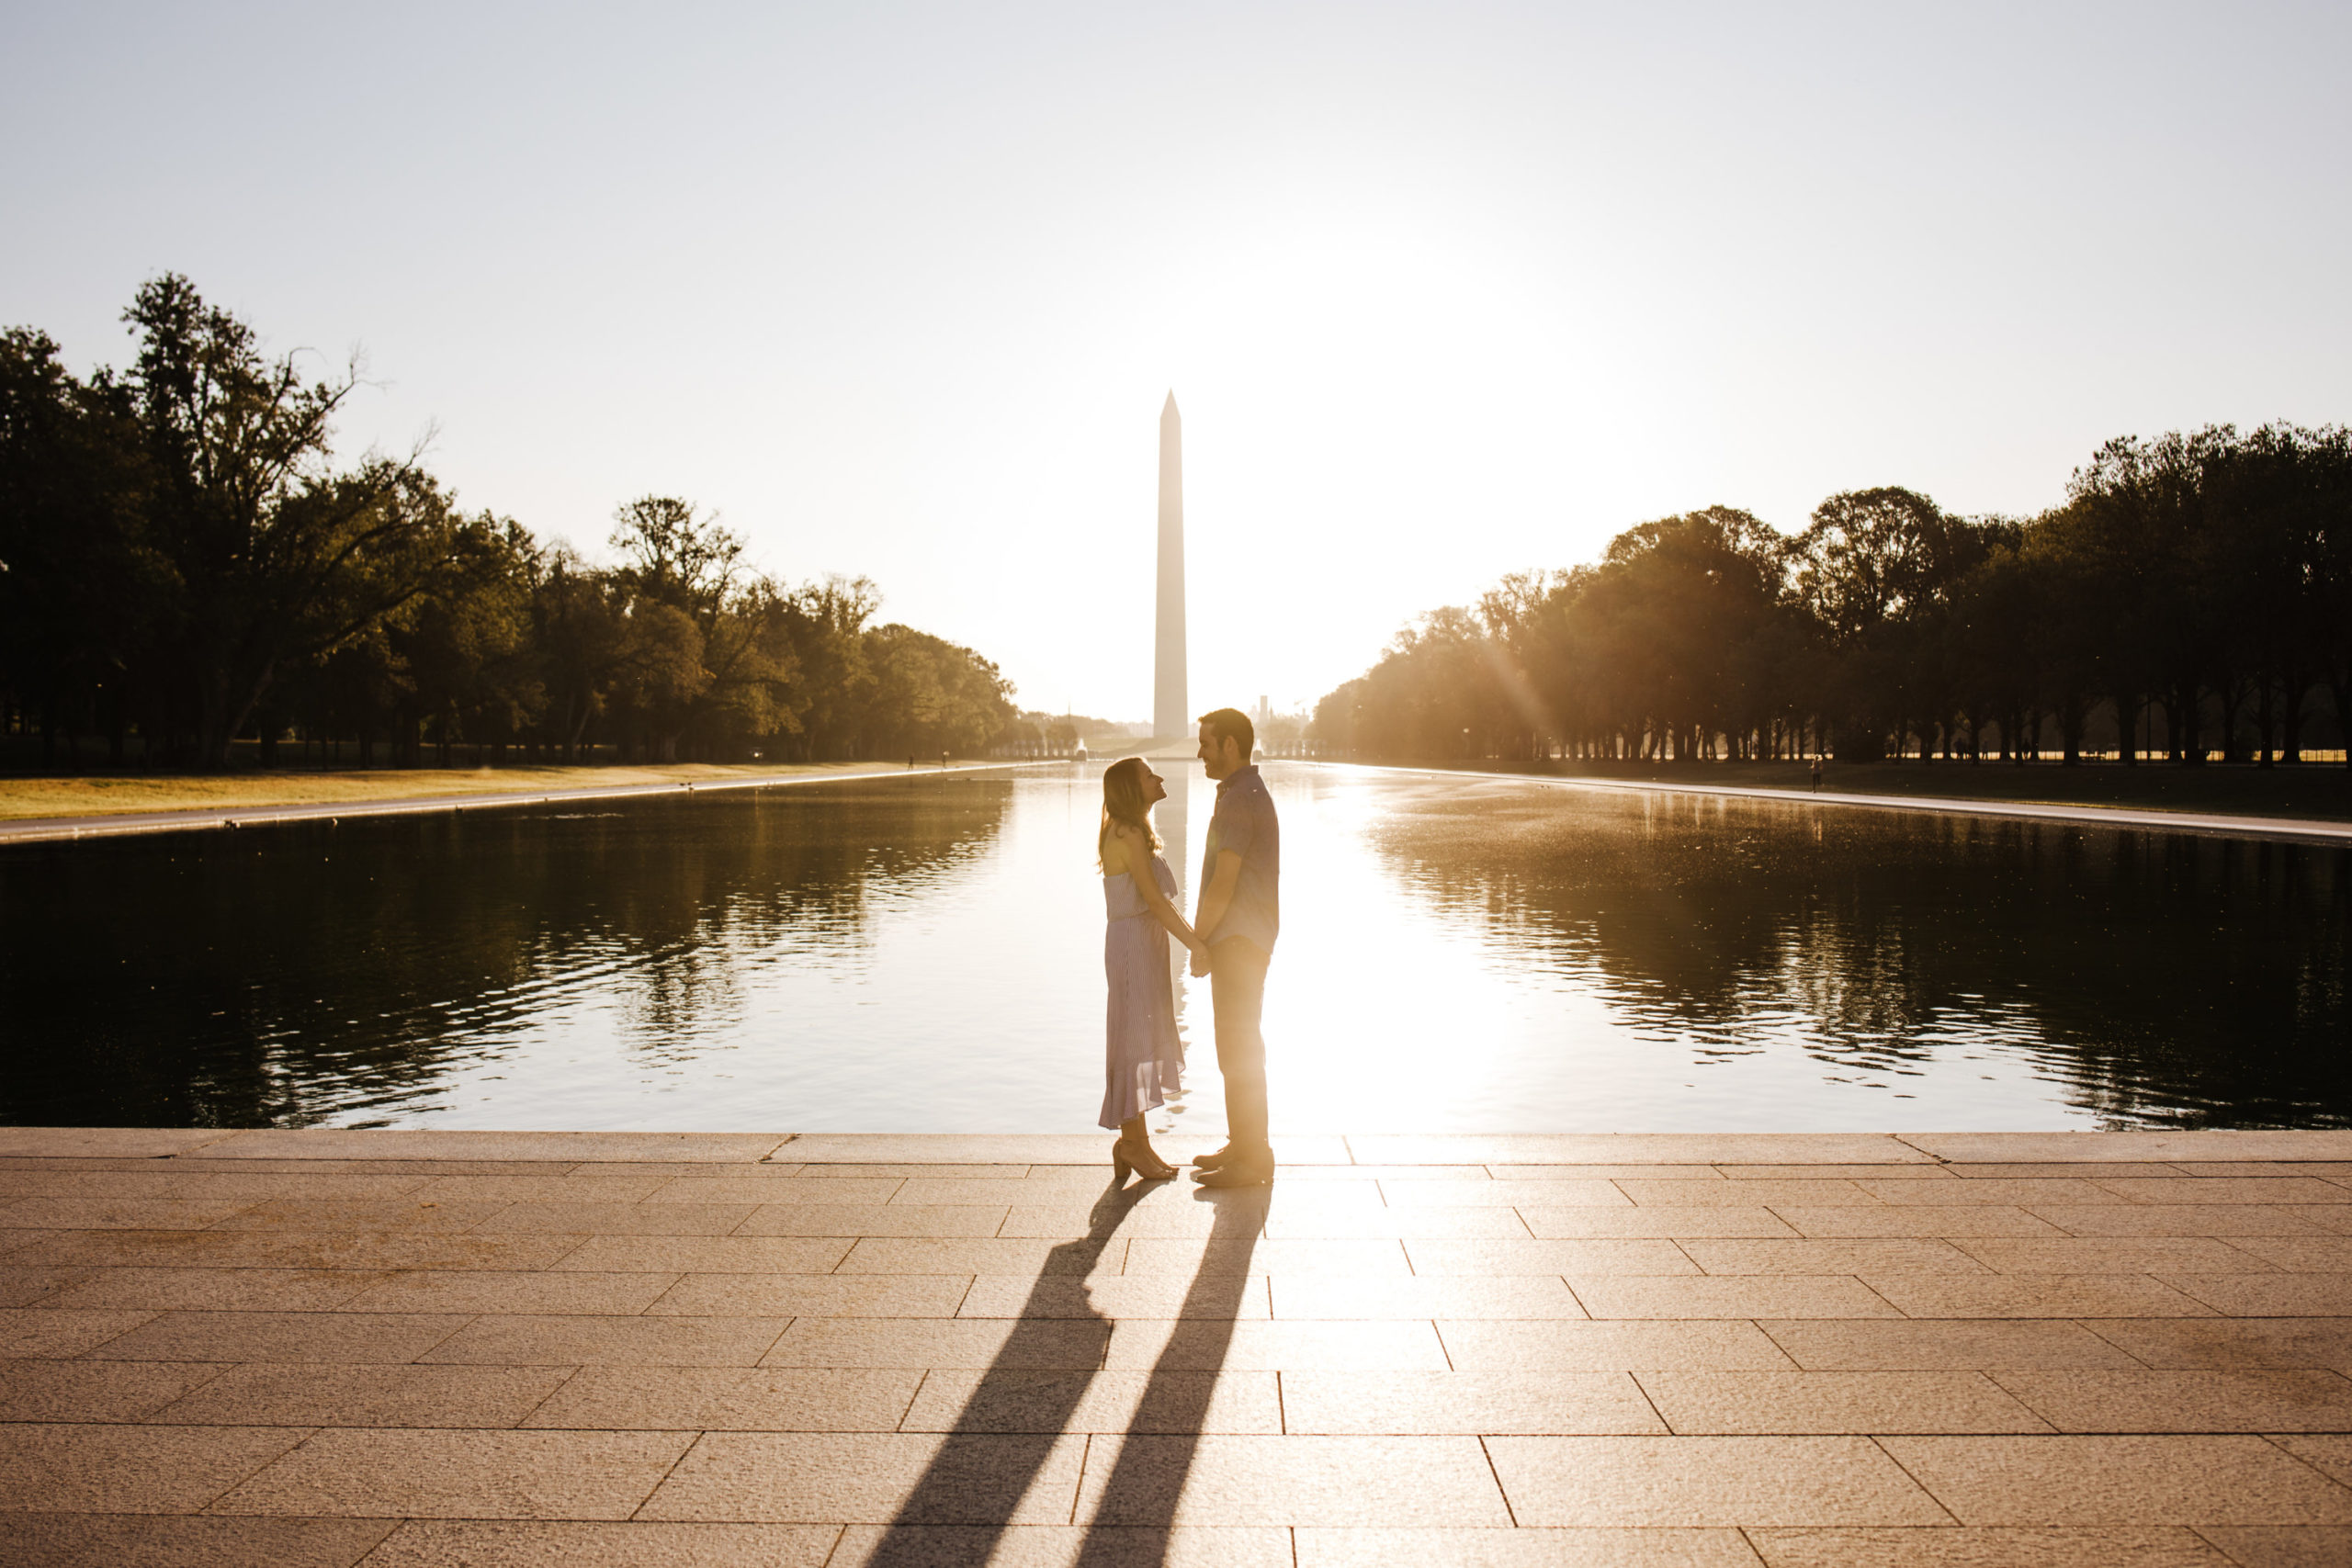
left=1095, top=707, right=1277, bottom=1189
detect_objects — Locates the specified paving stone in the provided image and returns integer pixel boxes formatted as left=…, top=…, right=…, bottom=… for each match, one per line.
left=901, top=1369, right=1282, bottom=1433
left=206, top=1199, right=513, bottom=1233
left=2029, top=1206, right=2328, bottom=1237
left=422, top=1313, right=788, bottom=1367
left=1726, top=1165, right=1960, bottom=1181
left=637, top=1430, right=1089, bottom=1523
left=2161, top=1275, right=2352, bottom=1316
left=1440, top=1320, right=1797, bottom=1371
left=762, top=1316, right=1110, bottom=1370
left=1860, top=1179, right=2127, bottom=1207
left=0, top=1262, right=86, bottom=1305
left=1103, top=1317, right=1450, bottom=1371
left=1384, top=1179, right=1631, bottom=1208
left=197, top=1129, right=788, bottom=1164
left=0, top=1198, right=257, bottom=1231
left=1122, top=1239, right=1408, bottom=1276
left=1485, top=1435, right=1949, bottom=1526
left=335, top=1268, right=678, bottom=1314
left=736, top=1203, right=1010, bottom=1237
left=408, top=1175, right=673, bottom=1204
left=1860, top=1273, right=2218, bottom=1319
left=1295, top=1528, right=1765, bottom=1567
left=1348, top=1134, right=1928, bottom=1165
left=2215, top=1235, right=2352, bottom=1271
left=1520, top=1207, right=1804, bottom=1239
left=1953, top=1239, right=2276, bottom=1275
left=1746, top=1525, right=2230, bottom=1566
left=38, top=1265, right=391, bottom=1312
left=213, top=1427, right=696, bottom=1518
left=1774, top=1207, right=2065, bottom=1238
left=146, top=1359, right=568, bottom=1428
left=525, top=1366, right=923, bottom=1431
left=1268, top=1274, right=1588, bottom=1319
left=2093, top=1179, right=2352, bottom=1206
left=357, top=1520, right=840, bottom=1568
left=468, top=1201, right=757, bottom=1235
left=1758, top=1320, right=2145, bottom=1371
left=1903, top=1134, right=2352, bottom=1165
left=1990, top=1370, right=2352, bottom=1432
left=1077, top=1433, right=1512, bottom=1525
left=1623, top=1180, right=1884, bottom=1208
left=0, top=1128, right=236, bottom=1158
left=954, top=1273, right=1270, bottom=1319
left=12, top=1227, right=587, bottom=1272
left=830, top=1524, right=1294, bottom=1566
left=997, top=1204, right=1225, bottom=1240
left=1877, top=1435, right=2352, bottom=1524
left=85, top=1310, right=473, bottom=1364
left=1679, top=1240, right=1988, bottom=1276
left=1569, top=1275, right=1903, bottom=1320
left=839, top=1237, right=1124, bottom=1276
left=652, top=1179, right=906, bottom=1206
left=1951, top=1164, right=2192, bottom=1180
left=1407, top=1239, right=1702, bottom=1276
left=1280, top=1371, right=1666, bottom=1435
left=0, top=1305, right=155, bottom=1357
left=0, top=1170, right=427, bottom=1201
left=0, top=1359, right=225, bottom=1422
left=0, top=1513, right=397, bottom=1567
left=2086, top=1318, right=2352, bottom=1371
left=0, top=1422, right=309, bottom=1512
left=548, top=1235, right=852, bottom=1273
left=1494, top=1166, right=1736, bottom=1180
left=2190, top=1526, right=2352, bottom=1568
left=653, top=1271, right=975, bottom=1318
left=2267, top=1434, right=2352, bottom=1486
left=1634, top=1371, right=2050, bottom=1435
left=1261, top=1206, right=1538, bottom=1240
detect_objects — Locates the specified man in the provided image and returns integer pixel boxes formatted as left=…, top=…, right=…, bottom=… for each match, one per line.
left=1188, top=706, right=1279, bottom=1188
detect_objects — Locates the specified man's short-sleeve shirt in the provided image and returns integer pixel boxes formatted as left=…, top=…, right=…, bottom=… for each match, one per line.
left=1201, top=764, right=1280, bottom=954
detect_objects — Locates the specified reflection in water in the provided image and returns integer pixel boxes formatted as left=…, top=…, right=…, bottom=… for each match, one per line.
left=1, top=763, right=2346, bottom=1131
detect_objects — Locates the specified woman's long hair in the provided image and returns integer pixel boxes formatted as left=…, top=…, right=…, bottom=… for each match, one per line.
left=1097, top=756, right=1161, bottom=870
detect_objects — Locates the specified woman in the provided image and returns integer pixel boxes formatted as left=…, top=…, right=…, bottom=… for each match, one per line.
left=1097, top=756, right=1206, bottom=1179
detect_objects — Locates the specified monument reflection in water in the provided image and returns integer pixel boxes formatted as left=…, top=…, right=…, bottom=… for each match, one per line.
left=1, top=763, right=2346, bottom=1132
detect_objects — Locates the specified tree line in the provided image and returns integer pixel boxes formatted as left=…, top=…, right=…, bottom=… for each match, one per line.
left=1313, top=425, right=2352, bottom=766
left=0, top=276, right=1017, bottom=770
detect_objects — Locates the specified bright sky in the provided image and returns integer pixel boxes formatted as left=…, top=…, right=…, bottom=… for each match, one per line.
left=6, top=4, right=2346, bottom=721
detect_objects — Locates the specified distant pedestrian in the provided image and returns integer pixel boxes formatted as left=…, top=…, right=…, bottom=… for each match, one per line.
left=1810, top=756, right=1822, bottom=793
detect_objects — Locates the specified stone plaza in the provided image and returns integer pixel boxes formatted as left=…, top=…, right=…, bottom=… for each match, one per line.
left=4, top=1126, right=2352, bottom=1565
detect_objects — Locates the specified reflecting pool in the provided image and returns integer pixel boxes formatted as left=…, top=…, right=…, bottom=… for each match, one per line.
left=3, top=763, right=2346, bottom=1132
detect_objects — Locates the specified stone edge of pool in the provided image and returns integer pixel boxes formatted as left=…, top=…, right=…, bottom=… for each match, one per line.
left=0, top=760, right=1051, bottom=847
left=8, top=1126, right=2352, bottom=1165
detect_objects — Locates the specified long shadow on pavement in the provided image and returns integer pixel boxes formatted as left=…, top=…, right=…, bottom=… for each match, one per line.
left=855, top=1171, right=1270, bottom=1566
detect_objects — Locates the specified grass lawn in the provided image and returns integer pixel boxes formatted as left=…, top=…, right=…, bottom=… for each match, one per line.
left=1411, top=757, right=2352, bottom=822
left=0, top=759, right=989, bottom=823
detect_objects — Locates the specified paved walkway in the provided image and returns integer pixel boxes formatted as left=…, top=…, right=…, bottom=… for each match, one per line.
left=5, top=1128, right=2352, bottom=1565
left=0, top=762, right=1028, bottom=848
left=1398, top=766, right=2352, bottom=847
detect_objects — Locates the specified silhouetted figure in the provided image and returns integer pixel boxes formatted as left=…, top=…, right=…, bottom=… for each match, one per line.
left=1189, top=707, right=1280, bottom=1188
left=1096, top=758, right=1205, bottom=1179
left=1811, top=756, right=1822, bottom=793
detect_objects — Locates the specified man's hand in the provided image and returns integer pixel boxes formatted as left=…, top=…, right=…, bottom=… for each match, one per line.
left=1190, top=947, right=1212, bottom=978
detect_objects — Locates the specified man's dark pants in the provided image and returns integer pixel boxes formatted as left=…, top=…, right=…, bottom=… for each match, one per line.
left=1209, top=937, right=1272, bottom=1159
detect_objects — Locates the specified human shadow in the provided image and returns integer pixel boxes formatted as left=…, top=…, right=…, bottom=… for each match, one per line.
left=858, top=1171, right=1270, bottom=1566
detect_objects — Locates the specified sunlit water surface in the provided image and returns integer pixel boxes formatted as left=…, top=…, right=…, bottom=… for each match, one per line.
left=4, top=762, right=2346, bottom=1133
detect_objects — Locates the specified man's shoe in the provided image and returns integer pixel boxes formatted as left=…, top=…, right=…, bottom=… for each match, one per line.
left=1192, top=1157, right=1274, bottom=1189
left=1192, top=1145, right=1238, bottom=1171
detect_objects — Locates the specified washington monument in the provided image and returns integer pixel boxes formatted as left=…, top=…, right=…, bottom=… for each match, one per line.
left=1154, top=392, right=1187, bottom=739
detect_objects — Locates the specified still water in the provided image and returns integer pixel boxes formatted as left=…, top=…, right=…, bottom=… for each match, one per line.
left=3, top=763, right=2346, bottom=1133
